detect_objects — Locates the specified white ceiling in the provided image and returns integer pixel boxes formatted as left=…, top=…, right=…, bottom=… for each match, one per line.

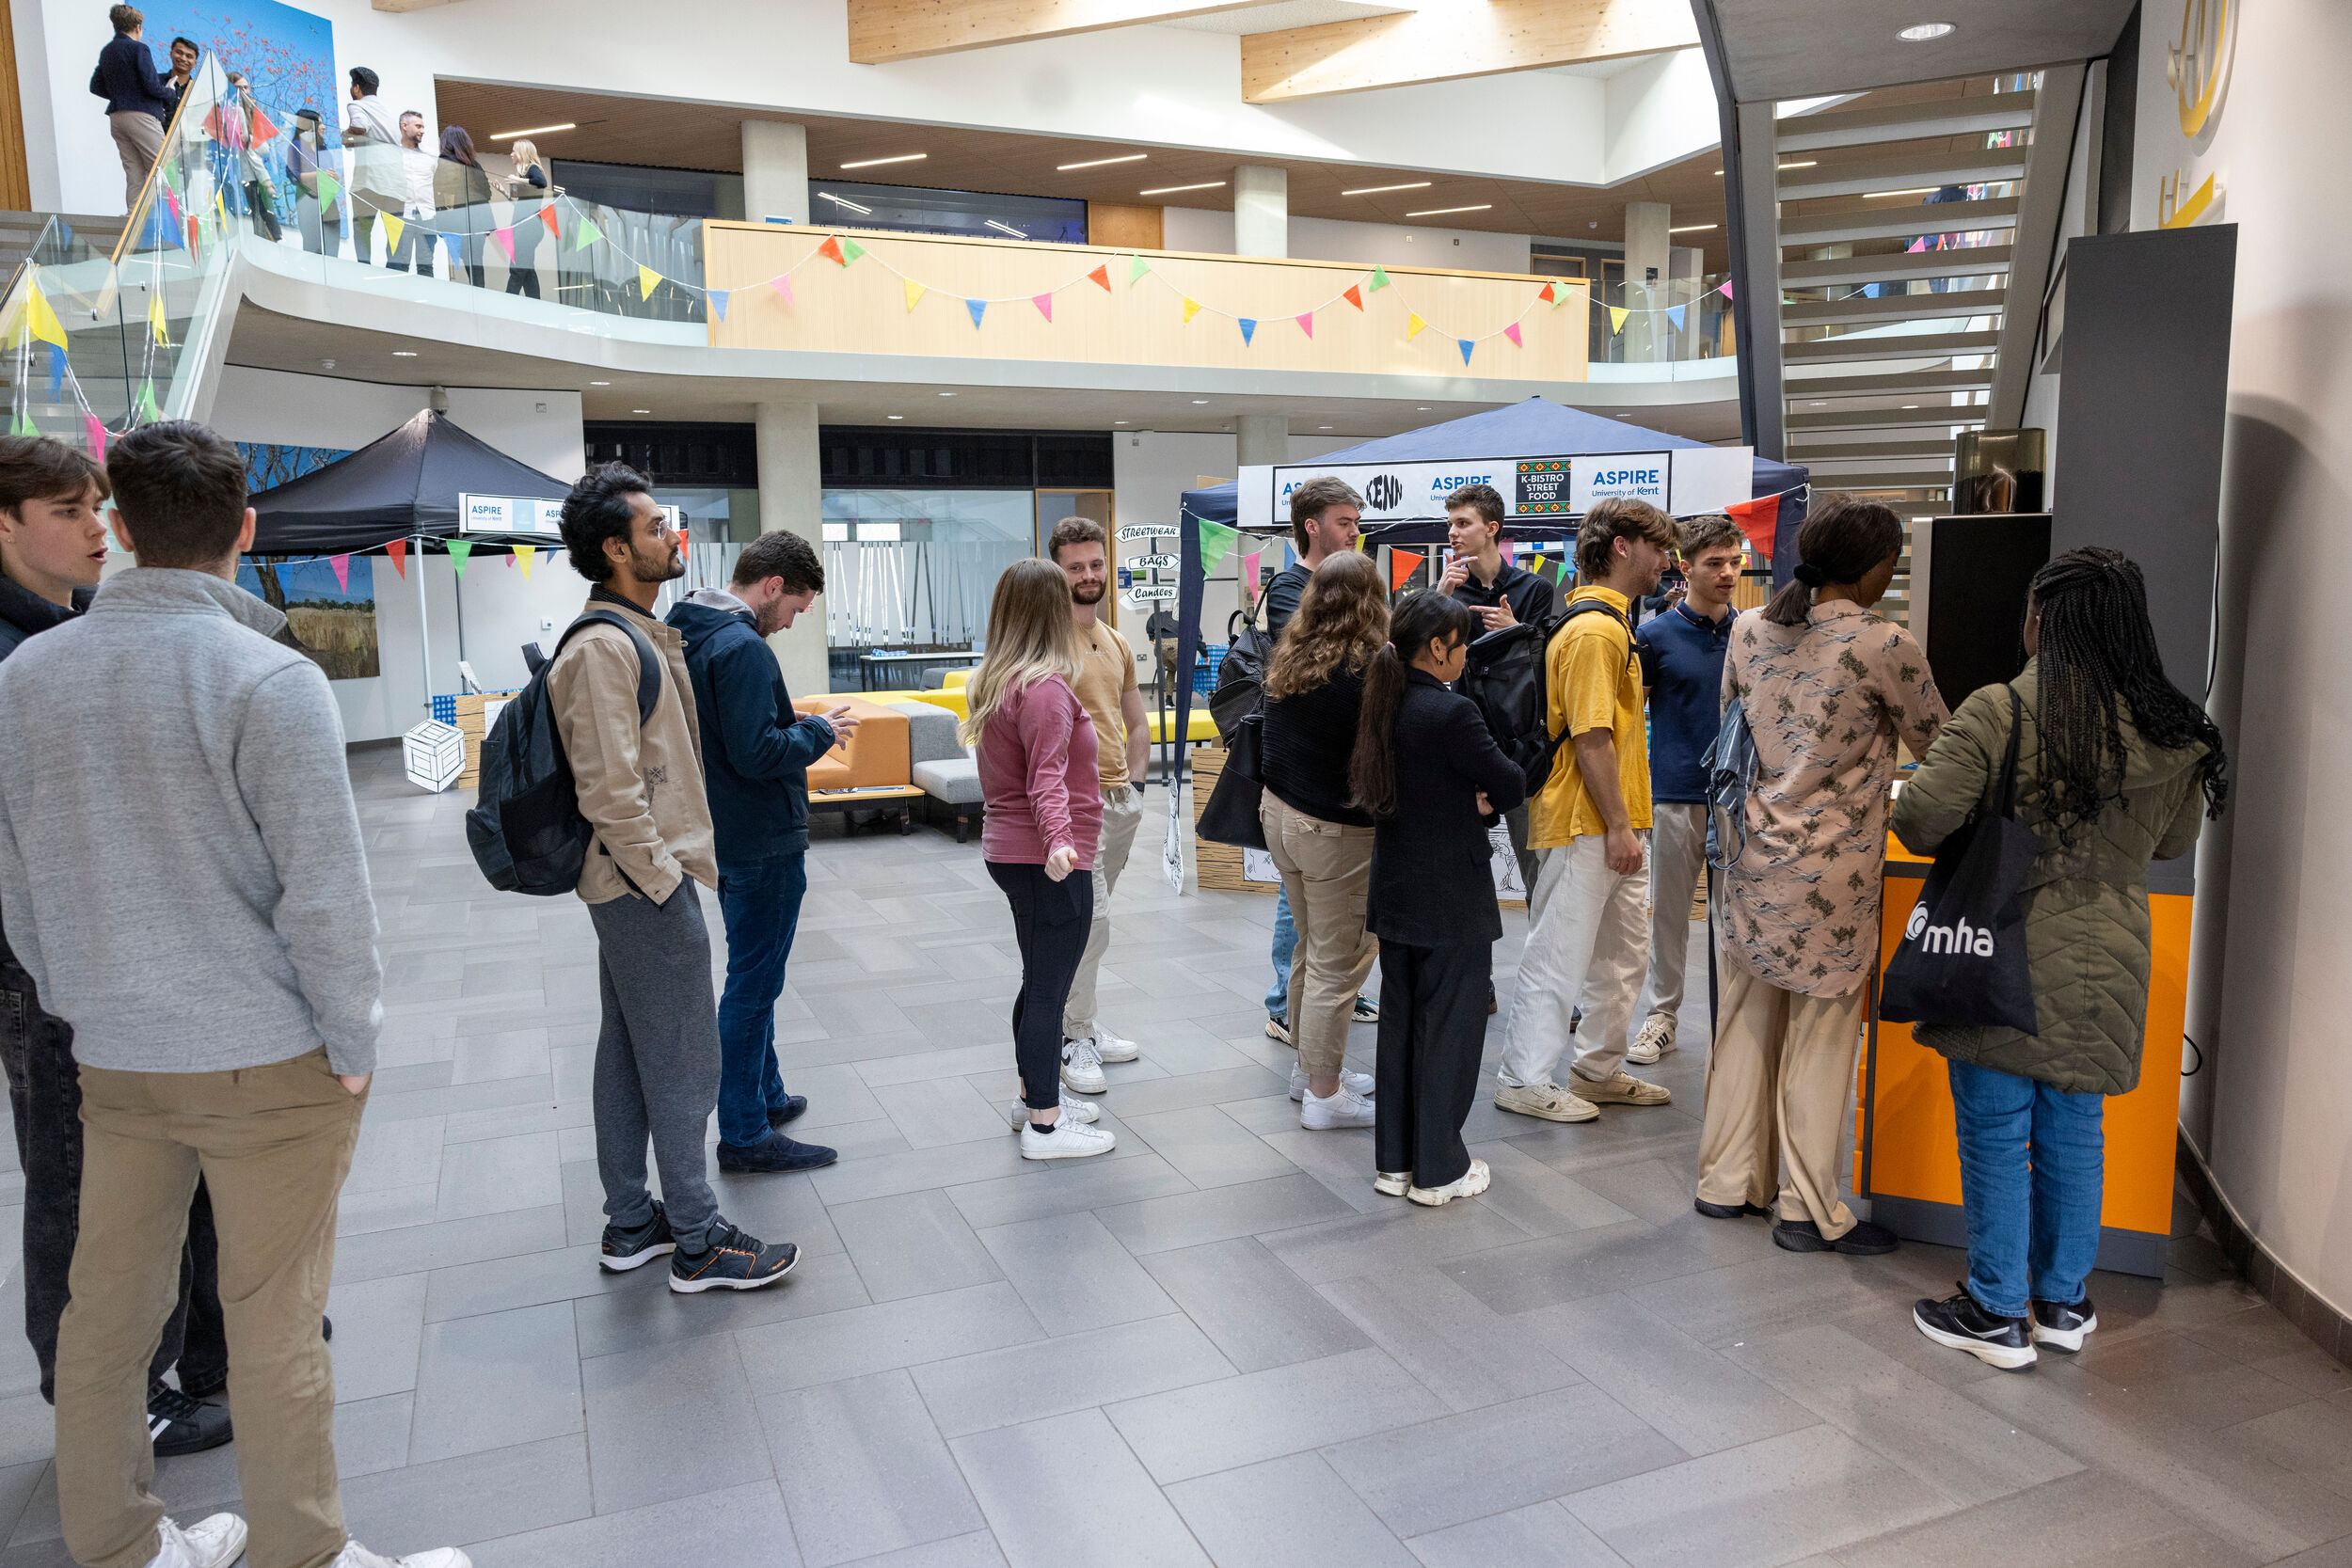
left=1155, top=1, right=1412, bottom=36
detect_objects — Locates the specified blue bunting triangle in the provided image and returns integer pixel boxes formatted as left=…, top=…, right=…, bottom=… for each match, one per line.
left=1458, top=339, right=1475, bottom=364
left=966, top=298, right=987, bottom=327
left=1238, top=317, right=1256, bottom=345
left=1667, top=305, right=1686, bottom=331
left=707, top=288, right=729, bottom=321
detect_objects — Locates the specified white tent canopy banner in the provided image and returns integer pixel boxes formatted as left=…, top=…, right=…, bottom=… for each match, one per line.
left=1242, top=446, right=1755, bottom=530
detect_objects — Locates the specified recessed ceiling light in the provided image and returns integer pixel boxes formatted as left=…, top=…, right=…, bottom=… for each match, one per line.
left=632, top=408, right=651, bottom=414
left=1810, top=401, right=1828, bottom=406
left=1903, top=404, right=1920, bottom=408
left=1114, top=420, right=1129, bottom=424
left=939, top=391, right=956, bottom=397
left=1898, top=21, right=1957, bottom=40
left=391, top=350, right=418, bottom=356
left=1863, top=186, right=1941, bottom=198
left=1191, top=399, right=1210, bottom=404
left=1058, top=152, right=1146, bottom=170
left=1342, top=182, right=1431, bottom=197
left=1669, top=223, right=1716, bottom=233
left=489, top=121, right=574, bottom=141
left=817, top=191, right=873, bottom=214
left=1406, top=204, right=1492, bottom=217
left=1776, top=161, right=1817, bottom=170
left=888, top=414, right=904, bottom=420
left=589, top=380, right=610, bottom=386
left=1141, top=182, right=1225, bottom=196
left=1417, top=406, right=1430, bottom=411
left=1319, top=425, right=1333, bottom=430
left=841, top=152, right=926, bottom=169
left=984, top=219, right=1027, bottom=238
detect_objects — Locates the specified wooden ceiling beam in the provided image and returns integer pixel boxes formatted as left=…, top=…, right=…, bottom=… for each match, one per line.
left=1241, top=0, right=1695, bottom=103
left=848, top=0, right=1266, bottom=64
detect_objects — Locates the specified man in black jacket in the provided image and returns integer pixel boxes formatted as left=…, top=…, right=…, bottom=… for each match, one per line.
left=89, top=7, right=173, bottom=208
left=1438, top=481, right=1559, bottom=900
left=0, top=436, right=233, bottom=1457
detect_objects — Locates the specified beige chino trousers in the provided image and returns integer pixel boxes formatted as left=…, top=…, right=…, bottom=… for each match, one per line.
left=1260, top=791, right=1377, bottom=1080
left=1695, top=964, right=1867, bottom=1237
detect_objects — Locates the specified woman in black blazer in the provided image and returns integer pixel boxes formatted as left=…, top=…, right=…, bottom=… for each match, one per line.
left=1349, top=592, right=1527, bottom=1205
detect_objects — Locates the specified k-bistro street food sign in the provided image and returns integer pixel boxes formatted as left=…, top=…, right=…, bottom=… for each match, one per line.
left=1246, top=447, right=1753, bottom=529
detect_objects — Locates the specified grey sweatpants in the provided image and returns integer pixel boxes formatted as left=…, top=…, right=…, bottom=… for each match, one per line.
left=587, top=880, right=722, bottom=1253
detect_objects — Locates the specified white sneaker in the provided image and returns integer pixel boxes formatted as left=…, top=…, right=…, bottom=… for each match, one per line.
left=1006, top=1092, right=1103, bottom=1129
left=1373, top=1171, right=1411, bottom=1196
left=1059, top=1037, right=1107, bottom=1095
left=1019, top=1117, right=1117, bottom=1160
left=332, top=1544, right=474, bottom=1568
left=1299, top=1085, right=1376, bottom=1131
left=1626, top=1015, right=1675, bottom=1066
left=1494, top=1082, right=1599, bottom=1123
left=1407, top=1158, right=1492, bottom=1208
left=1290, top=1064, right=1376, bottom=1102
left=1073, top=1027, right=1140, bottom=1065
left=145, top=1514, right=247, bottom=1568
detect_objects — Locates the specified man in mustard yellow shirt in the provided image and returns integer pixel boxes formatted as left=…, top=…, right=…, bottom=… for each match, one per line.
left=1496, top=498, right=1679, bottom=1122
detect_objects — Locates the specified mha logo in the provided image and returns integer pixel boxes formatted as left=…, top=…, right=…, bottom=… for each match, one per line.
left=1906, top=903, right=1995, bottom=957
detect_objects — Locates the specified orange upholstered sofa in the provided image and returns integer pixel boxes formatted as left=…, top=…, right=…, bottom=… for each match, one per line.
left=793, top=695, right=910, bottom=791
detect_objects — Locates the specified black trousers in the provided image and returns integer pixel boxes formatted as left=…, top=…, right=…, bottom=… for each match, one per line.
left=987, top=862, right=1094, bottom=1111
left=1, top=960, right=222, bottom=1402
left=1374, top=941, right=1492, bottom=1189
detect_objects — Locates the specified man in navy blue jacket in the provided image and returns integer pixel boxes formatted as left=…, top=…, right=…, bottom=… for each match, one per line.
left=89, top=7, right=174, bottom=208
left=667, top=531, right=853, bottom=1172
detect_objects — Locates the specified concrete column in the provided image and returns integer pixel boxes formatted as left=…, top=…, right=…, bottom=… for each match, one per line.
left=1233, top=166, right=1288, bottom=259
left=1235, top=413, right=1288, bottom=468
left=743, top=121, right=810, bottom=226
left=1624, top=200, right=1672, bottom=290
left=755, top=399, right=830, bottom=696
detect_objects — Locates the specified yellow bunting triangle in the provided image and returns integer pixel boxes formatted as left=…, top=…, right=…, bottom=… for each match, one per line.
left=1181, top=297, right=1201, bottom=324
left=1406, top=311, right=1427, bottom=341
left=904, top=278, right=927, bottom=311
left=24, top=280, right=67, bottom=350
left=1608, top=306, right=1629, bottom=334
left=382, top=214, right=405, bottom=254
left=514, top=545, right=536, bottom=579
left=638, top=264, right=660, bottom=300
left=149, top=293, right=172, bottom=346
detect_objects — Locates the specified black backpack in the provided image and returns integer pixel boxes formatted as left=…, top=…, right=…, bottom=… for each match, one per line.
left=465, top=610, right=661, bottom=896
left=1458, top=597, right=1642, bottom=795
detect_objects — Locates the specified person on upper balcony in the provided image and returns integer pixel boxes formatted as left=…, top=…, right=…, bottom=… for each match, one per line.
left=341, top=67, right=400, bottom=266
left=89, top=6, right=172, bottom=209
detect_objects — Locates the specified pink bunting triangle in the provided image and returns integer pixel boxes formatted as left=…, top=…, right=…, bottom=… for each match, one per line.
left=1503, top=322, right=1522, bottom=347
left=1295, top=312, right=1313, bottom=338
left=328, top=553, right=350, bottom=591
left=1032, top=293, right=1054, bottom=322
left=490, top=227, right=515, bottom=261
left=84, top=415, right=107, bottom=460
left=771, top=274, right=795, bottom=306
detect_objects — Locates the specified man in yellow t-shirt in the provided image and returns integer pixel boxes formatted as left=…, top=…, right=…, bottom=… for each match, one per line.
left=1496, top=498, right=1679, bottom=1123
left=1048, top=516, right=1151, bottom=1094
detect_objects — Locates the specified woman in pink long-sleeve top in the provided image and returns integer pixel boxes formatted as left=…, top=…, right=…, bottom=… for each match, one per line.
left=963, top=559, right=1113, bottom=1160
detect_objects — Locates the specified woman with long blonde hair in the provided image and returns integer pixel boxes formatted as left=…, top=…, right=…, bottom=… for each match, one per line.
left=966, top=559, right=1114, bottom=1158
left=1260, top=550, right=1390, bottom=1130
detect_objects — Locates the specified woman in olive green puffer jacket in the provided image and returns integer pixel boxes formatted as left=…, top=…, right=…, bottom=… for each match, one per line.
left=1892, top=548, right=2227, bottom=1372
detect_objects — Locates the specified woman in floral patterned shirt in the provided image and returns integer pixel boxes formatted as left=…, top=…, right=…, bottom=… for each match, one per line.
left=1696, top=495, right=1948, bottom=1256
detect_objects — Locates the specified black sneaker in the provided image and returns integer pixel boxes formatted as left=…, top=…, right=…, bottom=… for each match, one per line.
left=669, top=1221, right=800, bottom=1295
left=2030, top=1295, right=2098, bottom=1354
left=1351, top=996, right=1380, bottom=1023
left=148, top=1386, right=232, bottom=1456
left=716, top=1132, right=838, bottom=1174
left=1694, top=1197, right=1772, bottom=1220
left=1915, top=1286, right=2038, bottom=1370
left=1772, top=1217, right=1899, bottom=1256
left=599, top=1201, right=677, bottom=1273
left=767, top=1096, right=809, bottom=1130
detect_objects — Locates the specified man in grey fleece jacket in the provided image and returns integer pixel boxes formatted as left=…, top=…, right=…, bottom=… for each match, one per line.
left=0, top=421, right=467, bottom=1568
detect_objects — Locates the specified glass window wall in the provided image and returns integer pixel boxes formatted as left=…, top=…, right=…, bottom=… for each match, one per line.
left=819, top=488, right=1036, bottom=689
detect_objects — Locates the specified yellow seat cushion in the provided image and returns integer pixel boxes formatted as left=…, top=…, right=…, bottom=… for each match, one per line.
left=793, top=695, right=909, bottom=790
left=943, top=669, right=972, bottom=689
left=1146, top=707, right=1218, bottom=744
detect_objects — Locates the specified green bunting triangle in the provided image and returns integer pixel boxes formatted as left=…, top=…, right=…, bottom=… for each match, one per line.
left=447, top=539, right=473, bottom=576
left=1368, top=265, right=1391, bottom=292
left=571, top=215, right=603, bottom=251
left=841, top=238, right=866, bottom=265
left=9, top=411, right=36, bottom=437
left=1128, top=253, right=1150, bottom=284
left=1197, top=516, right=1239, bottom=575
left=135, top=380, right=161, bottom=422
left=316, top=171, right=341, bottom=207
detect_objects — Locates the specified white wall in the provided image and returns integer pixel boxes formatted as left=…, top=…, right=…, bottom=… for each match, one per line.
left=207, top=368, right=588, bottom=741
left=2143, top=0, right=2352, bottom=1319
left=1163, top=207, right=1535, bottom=275
left=18, top=0, right=1718, bottom=218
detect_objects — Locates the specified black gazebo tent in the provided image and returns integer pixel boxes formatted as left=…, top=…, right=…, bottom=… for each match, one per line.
left=246, top=408, right=571, bottom=555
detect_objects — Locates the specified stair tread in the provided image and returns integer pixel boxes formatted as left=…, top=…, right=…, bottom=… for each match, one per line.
left=1777, top=89, right=2036, bottom=152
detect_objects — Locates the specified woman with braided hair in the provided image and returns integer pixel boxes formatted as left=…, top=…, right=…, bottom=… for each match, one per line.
left=1897, top=547, right=2226, bottom=1370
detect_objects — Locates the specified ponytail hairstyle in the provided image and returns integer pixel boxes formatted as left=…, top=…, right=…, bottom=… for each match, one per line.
left=2030, top=546, right=2229, bottom=842
left=1348, top=592, right=1481, bottom=818
left=1762, top=492, right=1904, bottom=626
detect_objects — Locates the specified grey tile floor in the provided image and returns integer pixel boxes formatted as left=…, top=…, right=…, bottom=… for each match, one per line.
left=0, top=744, right=2348, bottom=1566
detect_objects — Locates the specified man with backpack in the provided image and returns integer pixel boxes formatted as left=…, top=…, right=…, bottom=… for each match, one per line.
left=665, top=530, right=850, bottom=1175
left=1494, top=496, right=1680, bottom=1123
left=550, top=464, right=799, bottom=1293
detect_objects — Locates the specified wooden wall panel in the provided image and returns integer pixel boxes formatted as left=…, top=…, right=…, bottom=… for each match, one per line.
left=1086, top=202, right=1163, bottom=252
left=0, top=0, right=32, bottom=212
left=704, top=223, right=1590, bottom=383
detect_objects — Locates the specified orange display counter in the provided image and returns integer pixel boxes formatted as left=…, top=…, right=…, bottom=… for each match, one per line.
left=1857, top=836, right=2187, bottom=1276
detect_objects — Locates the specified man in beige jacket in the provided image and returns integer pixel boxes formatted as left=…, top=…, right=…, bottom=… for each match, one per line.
left=550, top=464, right=799, bottom=1294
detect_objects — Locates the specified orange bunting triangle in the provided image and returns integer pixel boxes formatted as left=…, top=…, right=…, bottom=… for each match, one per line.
left=1087, top=264, right=1110, bottom=292
left=1343, top=284, right=1363, bottom=310
left=387, top=539, right=407, bottom=578
left=1389, top=549, right=1425, bottom=592
left=1537, top=281, right=1556, bottom=304
left=1725, top=494, right=1782, bottom=561
left=817, top=234, right=846, bottom=265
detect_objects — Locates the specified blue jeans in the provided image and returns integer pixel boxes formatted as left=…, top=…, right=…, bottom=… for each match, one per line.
left=1264, top=885, right=1297, bottom=1016
left=1947, top=1057, right=2106, bottom=1318
left=714, top=853, right=807, bottom=1148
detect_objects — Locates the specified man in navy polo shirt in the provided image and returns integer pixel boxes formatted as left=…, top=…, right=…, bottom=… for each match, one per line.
left=1628, top=514, right=1744, bottom=1065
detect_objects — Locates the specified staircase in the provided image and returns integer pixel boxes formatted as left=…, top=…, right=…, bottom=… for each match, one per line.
left=1743, top=72, right=2082, bottom=512
left=1, top=212, right=125, bottom=292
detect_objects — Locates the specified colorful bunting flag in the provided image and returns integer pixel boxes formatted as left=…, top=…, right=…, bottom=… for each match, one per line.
left=817, top=235, right=844, bottom=265
left=387, top=539, right=407, bottom=578
left=135, top=379, right=160, bottom=422
left=539, top=203, right=560, bottom=237
left=48, top=345, right=62, bottom=395
left=1719, top=278, right=1733, bottom=299
left=1389, top=549, right=1424, bottom=592
left=84, top=415, right=107, bottom=459
left=447, top=539, right=473, bottom=576
left=1128, top=253, right=1150, bottom=284
left=1503, top=322, right=1523, bottom=348
left=328, top=554, right=350, bottom=591
left=1181, top=297, right=1202, bottom=324
left=382, top=214, right=405, bottom=255
left=966, top=297, right=987, bottom=327
left=571, top=215, right=602, bottom=250
left=316, top=171, right=341, bottom=209
left=164, top=190, right=183, bottom=229
left=489, top=226, right=515, bottom=261
left=1368, top=266, right=1391, bottom=292
left=23, top=281, right=67, bottom=350
left=1196, top=516, right=1239, bottom=575
left=8, top=411, right=35, bottom=438
left=1032, top=293, right=1053, bottom=322
left=1238, top=318, right=1256, bottom=345
left=1457, top=339, right=1474, bottom=364
left=707, top=288, right=729, bottom=321
left=1537, top=281, right=1556, bottom=304
left=1666, top=305, right=1686, bottom=332
left=1295, top=312, right=1313, bottom=338
left=771, top=275, right=795, bottom=306
left=841, top=238, right=866, bottom=265
left=1725, top=493, right=1781, bottom=561
left=1243, top=549, right=1263, bottom=593
left=904, top=278, right=927, bottom=311
left=638, top=265, right=660, bottom=300
left=1608, top=306, right=1629, bottom=334
left=515, top=544, right=536, bottom=578
left=503, top=550, right=515, bottom=567
left=1406, top=312, right=1427, bottom=341
left=1087, top=264, right=1110, bottom=292
left=1343, top=284, right=1363, bottom=310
